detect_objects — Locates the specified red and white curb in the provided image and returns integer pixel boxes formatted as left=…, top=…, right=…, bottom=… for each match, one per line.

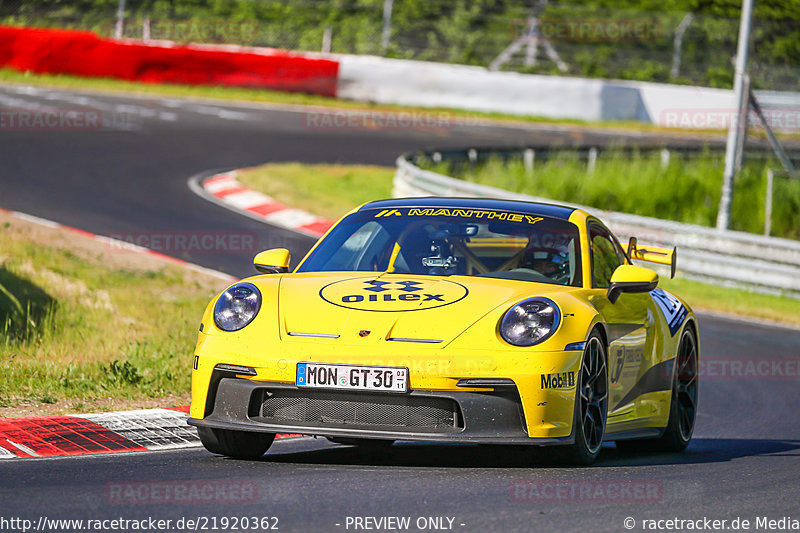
left=196, top=170, right=334, bottom=238
left=0, top=209, right=220, bottom=459
left=0, top=208, right=304, bottom=459
left=0, top=208, right=235, bottom=283
left=0, top=407, right=301, bottom=459
left=0, top=407, right=195, bottom=459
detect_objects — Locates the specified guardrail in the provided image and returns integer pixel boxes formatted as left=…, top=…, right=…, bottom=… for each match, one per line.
left=394, top=146, right=800, bottom=299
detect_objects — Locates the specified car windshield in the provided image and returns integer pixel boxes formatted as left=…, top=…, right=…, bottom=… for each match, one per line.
left=297, top=206, right=583, bottom=287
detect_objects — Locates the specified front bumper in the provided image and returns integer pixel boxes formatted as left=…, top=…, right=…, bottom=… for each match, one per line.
left=191, top=331, right=585, bottom=439
left=188, top=377, right=574, bottom=445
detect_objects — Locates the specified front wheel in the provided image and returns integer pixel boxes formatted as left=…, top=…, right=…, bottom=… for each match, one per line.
left=197, top=427, right=275, bottom=459
left=556, top=331, right=608, bottom=465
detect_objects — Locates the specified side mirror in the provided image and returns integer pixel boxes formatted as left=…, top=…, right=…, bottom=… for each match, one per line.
left=254, top=248, right=291, bottom=274
left=607, top=265, right=658, bottom=304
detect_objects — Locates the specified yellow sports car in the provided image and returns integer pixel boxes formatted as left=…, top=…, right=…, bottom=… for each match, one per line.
left=189, top=198, right=699, bottom=464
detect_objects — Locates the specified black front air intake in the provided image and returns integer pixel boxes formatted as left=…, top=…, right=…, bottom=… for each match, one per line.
left=256, top=389, right=462, bottom=430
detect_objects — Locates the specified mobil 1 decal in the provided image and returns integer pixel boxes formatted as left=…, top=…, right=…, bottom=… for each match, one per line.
left=541, top=371, right=575, bottom=389
left=650, top=288, right=687, bottom=337
left=320, top=277, right=468, bottom=312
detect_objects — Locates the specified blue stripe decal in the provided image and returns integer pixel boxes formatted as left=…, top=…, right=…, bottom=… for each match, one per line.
left=564, top=342, right=586, bottom=351
left=650, top=288, right=687, bottom=337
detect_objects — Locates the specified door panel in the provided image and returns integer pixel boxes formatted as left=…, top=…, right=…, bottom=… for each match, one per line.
left=587, top=223, right=654, bottom=428
left=595, top=293, right=651, bottom=424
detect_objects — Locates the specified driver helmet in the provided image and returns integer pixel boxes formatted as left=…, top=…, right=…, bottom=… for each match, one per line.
left=522, top=246, right=569, bottom=277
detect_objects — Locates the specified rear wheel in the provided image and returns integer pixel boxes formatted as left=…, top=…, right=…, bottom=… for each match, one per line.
left=197, top=427, right=275, bottom=459
left=556, top=332, right=608, bottom=465
left=617, top=326, right=698, bottom=453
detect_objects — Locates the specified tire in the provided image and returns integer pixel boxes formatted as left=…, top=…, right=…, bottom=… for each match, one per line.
left=616, top=326, right=698, bottom=453
left=197, top=426, right=275, bottom=459
left=327, top=437, right=395, bottom=448
left=555, top=331, right=608, bottom=465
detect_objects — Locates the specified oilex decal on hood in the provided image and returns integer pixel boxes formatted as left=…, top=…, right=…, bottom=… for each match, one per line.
left=319, top=277, right=469, bottom=312
left=189, top=197, right=698, bottom=466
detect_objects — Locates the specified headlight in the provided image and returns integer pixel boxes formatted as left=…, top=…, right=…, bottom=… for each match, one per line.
left=213, top=282, right=261, bottom=332
left=499, top=297, right=560, bottom=347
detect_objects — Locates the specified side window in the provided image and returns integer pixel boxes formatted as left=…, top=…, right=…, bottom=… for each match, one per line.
left=609, top=233, right=630, bottom=267
left=589, top=225, right=623, bottom=288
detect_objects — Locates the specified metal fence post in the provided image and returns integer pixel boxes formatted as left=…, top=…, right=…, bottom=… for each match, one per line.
left=765, top=168, right=774, bottom=236
left=671, top=13, right=694, bottom=79
left=381, top=0, right=394, bottom=53
left=587, top=147, right=598, bottom=174
left=322, top=26, right=332, bottom=53
left=660, top=148, right=671, bottom=169
left=114, top=0, right=126, bottom=39
left=717, top=0, right=754, bottom=231
left=523, top=149, right=535, bottom=176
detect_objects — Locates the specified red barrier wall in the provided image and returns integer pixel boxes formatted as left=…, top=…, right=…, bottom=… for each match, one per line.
left=0, top=26, right=339, bottom=96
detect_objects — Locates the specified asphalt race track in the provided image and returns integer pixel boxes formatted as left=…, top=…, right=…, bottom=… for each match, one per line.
left=0, top=84, right=718, bottom=276
left=1, top=85, right=799, bottom=532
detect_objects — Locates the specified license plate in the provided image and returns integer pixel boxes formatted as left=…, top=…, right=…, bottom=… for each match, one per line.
left=296, top=362, right=408, bottom=393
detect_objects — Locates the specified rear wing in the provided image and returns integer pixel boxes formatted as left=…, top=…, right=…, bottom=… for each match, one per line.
left=621, top=237, right=677, bottom=278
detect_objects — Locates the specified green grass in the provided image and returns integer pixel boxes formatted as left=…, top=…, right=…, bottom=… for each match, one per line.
left=238, top=162, right=800, bottom=327
left=659, top=277, right=800, bottom=326
left=236, top=162, right=396, bottom=221
left=422, top=151, right=800, bottom=240
left=0, top=218, right=224, bottom=412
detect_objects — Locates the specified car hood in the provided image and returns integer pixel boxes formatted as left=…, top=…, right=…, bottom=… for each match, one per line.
left=277, top=272, right=565, bottom=346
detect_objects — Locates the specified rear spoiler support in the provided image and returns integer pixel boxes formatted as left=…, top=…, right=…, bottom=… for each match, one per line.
left=623, top=237, right=677, bottom=278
